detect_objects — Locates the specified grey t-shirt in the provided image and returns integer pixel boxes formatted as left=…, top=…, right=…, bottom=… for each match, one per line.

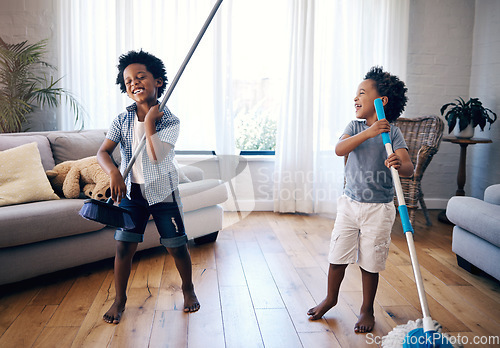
left=343, top=120, right=408, bottom=203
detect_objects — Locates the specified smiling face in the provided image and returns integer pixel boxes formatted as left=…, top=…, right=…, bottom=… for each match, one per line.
left=354, top=79, right=383, bottom=122
left=123, top=63, right=163, bottom=106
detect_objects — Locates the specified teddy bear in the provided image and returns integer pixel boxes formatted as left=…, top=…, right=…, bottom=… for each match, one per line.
left=46, top=156, right=111, bottom=201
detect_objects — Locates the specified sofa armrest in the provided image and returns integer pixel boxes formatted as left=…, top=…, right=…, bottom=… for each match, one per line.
left=446, top=196, right=500, bottom=247
left=484, top=184, right=500, bottom=205
left=179, top=165, right=204, bottom=182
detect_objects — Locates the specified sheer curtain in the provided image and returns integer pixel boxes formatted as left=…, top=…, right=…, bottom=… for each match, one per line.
left=57, top=0, right=409, bottom=215
left=274, top=0, right=410, bottom=214
left=273, top=0, right=315, bottom=213
left=57, top=0, right=230, bottom=153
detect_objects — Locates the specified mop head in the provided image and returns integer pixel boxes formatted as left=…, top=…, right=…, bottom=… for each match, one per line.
left=382, top=319, right=462, bottom=348
left=79, top=198, right=135, bottom=229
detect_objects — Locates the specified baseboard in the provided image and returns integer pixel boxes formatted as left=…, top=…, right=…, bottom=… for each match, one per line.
left=421, top=198, right=449, bottom=210
left=224, top=198, right=450, bottom=212
left=224, top=200, right=273, bottom=212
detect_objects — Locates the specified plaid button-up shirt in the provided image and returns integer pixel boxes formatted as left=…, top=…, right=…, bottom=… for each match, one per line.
left=106, top=102, right=180, bottom=205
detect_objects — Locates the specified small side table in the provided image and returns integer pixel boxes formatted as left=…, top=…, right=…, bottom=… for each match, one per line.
left=438, top=136, right=492, bottom=224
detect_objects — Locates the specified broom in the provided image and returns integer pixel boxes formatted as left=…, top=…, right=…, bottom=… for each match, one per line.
left=374, top=98, right=455, bottom=348
left=79, top=0, right=224, bottom=229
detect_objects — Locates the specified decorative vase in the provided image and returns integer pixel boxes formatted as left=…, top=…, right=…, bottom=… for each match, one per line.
left=454, top=123, right=474, bottom=138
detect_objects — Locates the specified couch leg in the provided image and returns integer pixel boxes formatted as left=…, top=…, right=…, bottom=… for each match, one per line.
left=193, top=231, right=219, bottom=245
left=456, top=255, right=481, bottom=275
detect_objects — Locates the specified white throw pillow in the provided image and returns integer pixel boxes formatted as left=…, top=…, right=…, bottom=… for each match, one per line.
left=0, top=142, right=59, bottom=206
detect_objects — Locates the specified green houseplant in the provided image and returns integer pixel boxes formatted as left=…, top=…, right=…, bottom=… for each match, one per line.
left=0, top=37, right=83, bottom=133
left=440, top=97, right=497, bottom=137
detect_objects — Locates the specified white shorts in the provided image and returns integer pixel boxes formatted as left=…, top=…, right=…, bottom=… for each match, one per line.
left=328, top=195, right=396, bottom=273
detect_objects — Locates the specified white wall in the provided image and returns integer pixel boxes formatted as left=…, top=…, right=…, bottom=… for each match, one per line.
left=0, top=0, right=57, bottom=65
left=406, top=0, right=499, bottom=204
left=2, top=0, right=497, bottom=209
left=406, top=0, right=475, bottom=207
left=468, top=0, right=500, bottom=199
left=0, top=0, right=59, bottom=131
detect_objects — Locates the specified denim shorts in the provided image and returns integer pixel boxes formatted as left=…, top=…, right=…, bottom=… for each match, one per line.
left=114, top=183, right=188, bottom=248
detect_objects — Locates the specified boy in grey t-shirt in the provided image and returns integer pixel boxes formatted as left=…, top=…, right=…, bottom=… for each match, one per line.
left=308, top=67, right=414, bottom=334
left=343, top=120, right=408, bottom=203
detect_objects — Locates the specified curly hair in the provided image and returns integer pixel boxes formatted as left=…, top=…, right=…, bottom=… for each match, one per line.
left=116, top=50, right=168, bottom=98
left=364, top=66, right=408, bottom=122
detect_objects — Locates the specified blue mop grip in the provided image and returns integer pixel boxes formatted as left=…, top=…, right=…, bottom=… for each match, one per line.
left=398, top=205, right=414, bottom=234
left=374, top=98, right=391, bottom=145
left=374, top=98, right=414, bottom=234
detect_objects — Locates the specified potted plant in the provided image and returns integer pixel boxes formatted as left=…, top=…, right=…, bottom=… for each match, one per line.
left=0, top=37, right=83, bottom=133
left=440, top=97, right=497, bottom=138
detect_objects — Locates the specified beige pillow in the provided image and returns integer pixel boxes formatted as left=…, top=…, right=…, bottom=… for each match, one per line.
left=0, top=142, right=59, bottom=207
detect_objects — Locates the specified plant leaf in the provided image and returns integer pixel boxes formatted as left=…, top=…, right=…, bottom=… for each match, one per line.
left=440, top=102, right=456, bottom=116
left=0, top=36, right=84, bottom=132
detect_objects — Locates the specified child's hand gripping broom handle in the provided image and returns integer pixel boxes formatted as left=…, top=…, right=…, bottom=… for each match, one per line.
left=374, top=98, right=435, bottom=335
left=121, top=0, right=224, bottom=179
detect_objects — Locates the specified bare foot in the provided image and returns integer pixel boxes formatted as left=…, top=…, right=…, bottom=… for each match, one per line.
left=354, top=310, right=374, bottom=333
left=103, top=298, right=126, bottom=324
left=183, top=286, right=200, bottom=313
left=307, top=298, right=337, bottom=320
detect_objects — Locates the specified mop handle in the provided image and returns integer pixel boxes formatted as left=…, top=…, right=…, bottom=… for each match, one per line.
left=374, top=98, right=433, bottom=327
left=122, top=0, right=224, bottom=179
left=374, top=98, right=413, bottom=233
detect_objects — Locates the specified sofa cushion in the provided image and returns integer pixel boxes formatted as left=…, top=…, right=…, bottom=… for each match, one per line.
left=0, top=133, right=55, bottom=170
left=47, top=130, right=107, bottom=164
left=0, top=199, right=106, bottom=248
left=446, top=196, right=500, bottom=247
left=0, top=143, right=60, bottom=207
left=179, top=179, right=228, bottom=212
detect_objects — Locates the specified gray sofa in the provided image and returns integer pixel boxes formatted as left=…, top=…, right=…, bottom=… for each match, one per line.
left=446, top=184, right=500, bottom=281
left=0, top=130, right=228, bottom=285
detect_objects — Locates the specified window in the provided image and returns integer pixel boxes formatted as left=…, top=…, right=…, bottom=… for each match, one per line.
left=231, top=0, right=287, bottom=152
left=58, top=0, right=287, bottom=153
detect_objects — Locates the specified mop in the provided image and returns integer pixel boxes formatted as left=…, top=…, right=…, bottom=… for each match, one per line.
left=79, top=0, right=224, bottom=229
left=374, top=98, right=456, bottom=348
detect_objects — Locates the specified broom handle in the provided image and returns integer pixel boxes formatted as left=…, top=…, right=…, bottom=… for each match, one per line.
left=122, top=0, right=224, bottom=178
left=374, top=99, right=433, bottom=332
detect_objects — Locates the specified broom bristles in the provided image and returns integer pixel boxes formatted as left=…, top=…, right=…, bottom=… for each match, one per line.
left=79, top=199, right=135, bottom=230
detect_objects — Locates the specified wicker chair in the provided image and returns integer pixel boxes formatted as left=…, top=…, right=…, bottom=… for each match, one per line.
left=394, top=115, right=444, bottom=226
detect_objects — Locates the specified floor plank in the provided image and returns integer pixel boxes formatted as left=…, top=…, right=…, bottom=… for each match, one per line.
left=0, top=287, right=40, bottom=336
left=186, top=266, right=225, bottom=348
left=219, top=286, right=264, bottom=347
left=0, top=210, right=498, bottom=347
left=33, top=327, right=79, bottom=348
left=149, top=310, right=188, bottom=348
left=110, top=287, right=158, bottom=347
left=299, top=331, right=342, bottom=348
left=0, top=305, right=58, bottom=348
left=46, top=269, right=107, bottom=328
left=236, top=241, right=284, bottom=309
left=255, top=308, right=303, bottom=348
left=69, top=271, right=117, bottom=348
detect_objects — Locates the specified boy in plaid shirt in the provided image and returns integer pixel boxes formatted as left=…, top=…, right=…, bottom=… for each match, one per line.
left=98, top=50, right=199, bottom=324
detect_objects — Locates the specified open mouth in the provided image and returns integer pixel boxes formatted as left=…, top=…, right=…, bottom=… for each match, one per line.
left=133, top=88, right=144, bottom=95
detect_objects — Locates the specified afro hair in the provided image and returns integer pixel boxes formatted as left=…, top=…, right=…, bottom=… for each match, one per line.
left=116, top=50, right=168, bottom=98
left=364, top=66, right=408, bottom=122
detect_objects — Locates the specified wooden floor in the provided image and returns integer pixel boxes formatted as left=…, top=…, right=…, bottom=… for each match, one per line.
left=1, top=210, right=499, bottom=348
